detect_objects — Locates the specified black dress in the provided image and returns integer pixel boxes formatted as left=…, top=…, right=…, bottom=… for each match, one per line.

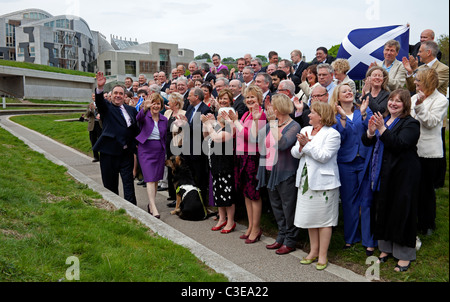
left=362, top=115, right=421, bottom=248
left=207, top=125, right=236, bottom=207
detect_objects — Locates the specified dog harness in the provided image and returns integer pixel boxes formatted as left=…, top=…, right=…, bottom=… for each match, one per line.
left=176, top=185, right=208, bottom=218
left=177, top=185, right=201, bottom=201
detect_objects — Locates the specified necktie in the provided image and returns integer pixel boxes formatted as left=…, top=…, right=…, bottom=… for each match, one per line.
left=118, top=105, right=131, bottom=127
left=293, top=64, right=298, bottom=72
left=189, top=108, right=197, bottom=123
left=186, top=107, right=194, bottom=123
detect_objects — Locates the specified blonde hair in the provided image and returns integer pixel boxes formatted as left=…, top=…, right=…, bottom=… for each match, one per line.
left=310, top=102, right=337, bottom=126
left=243, top=85, right=263, bottom=105
left=271, top=93, right=293, bottom=115
left=169, top=92, right=184, bottom=109
left=416, top=67, right=439, bottom=96
left=329, top=83, right=356, bottom=114
left=331, top=59, right=351, bottom=74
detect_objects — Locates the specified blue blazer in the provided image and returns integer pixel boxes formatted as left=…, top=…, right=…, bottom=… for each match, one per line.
left=93, top=91, right=139, bottom=156
left=135, top=111, right=168, bottom=151
left=333, top=108, right=373, bottom=164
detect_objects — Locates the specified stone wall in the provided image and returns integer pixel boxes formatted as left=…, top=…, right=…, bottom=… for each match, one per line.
left=0, top=65, right=95, bottom=102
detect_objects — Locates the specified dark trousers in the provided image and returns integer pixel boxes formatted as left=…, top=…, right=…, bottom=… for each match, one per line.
left=99, top=149, right=137, bottom=205
left=89, top=122, right=102, bottom=160
left=267, top=173, right=300, bottom=248
left=417, top=157, right=439, bottom=233
left=186, top=155, right=209, bottom=204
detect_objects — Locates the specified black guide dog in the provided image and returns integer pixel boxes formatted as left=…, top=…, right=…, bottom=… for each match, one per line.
left=165, top=155, right=209, bottom=221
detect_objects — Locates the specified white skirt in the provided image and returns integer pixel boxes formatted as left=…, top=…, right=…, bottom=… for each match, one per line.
left=293, top=166, right=339, bottom=229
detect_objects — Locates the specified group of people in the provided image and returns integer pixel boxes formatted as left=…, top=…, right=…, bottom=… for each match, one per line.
left=86, top=28, right=448, bottom=273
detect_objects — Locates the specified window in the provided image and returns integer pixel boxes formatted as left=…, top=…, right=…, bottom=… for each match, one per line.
left=159, top=49, right=171, bottom=75
left=29, top=46, right=35, bottom=57
left=125, top=60, right=136, bottom=77
left=5, top=23, right=15, bottom=47
left=56, top=19, right=70, bottom=29
left=17, top=47, right=24, bottom=57
left=139, top=60, right=157, bottom=73
left=104, top=60, right=111, bottom=76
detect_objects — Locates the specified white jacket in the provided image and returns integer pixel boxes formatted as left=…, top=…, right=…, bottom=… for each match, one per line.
left=411, top=89, right=449, bottom=158
left=291, top=126, right=341, bottom=190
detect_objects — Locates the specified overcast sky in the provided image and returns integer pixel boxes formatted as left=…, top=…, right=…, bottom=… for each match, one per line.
left=2, top=0, right=449, bottom=62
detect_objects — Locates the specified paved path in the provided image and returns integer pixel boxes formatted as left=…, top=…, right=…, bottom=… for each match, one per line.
left=0, top=114, right=369, bottom=283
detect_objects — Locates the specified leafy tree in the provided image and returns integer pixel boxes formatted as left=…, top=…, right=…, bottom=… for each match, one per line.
left=256, top=55, right=267, bottom=63
left=223, top=57, right=235, bottom=63
left=437, top=34, right=449, bottom=66
left=328, top=44, right=340, bottom=58
left=194, top=53, right=211, bottom=61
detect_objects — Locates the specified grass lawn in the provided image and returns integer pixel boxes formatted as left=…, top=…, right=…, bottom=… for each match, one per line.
left=0, top=59, right=95, bottom=78
left=0, top=122, right=227, bottom=282
left=5, top=113, right=450, bottom=282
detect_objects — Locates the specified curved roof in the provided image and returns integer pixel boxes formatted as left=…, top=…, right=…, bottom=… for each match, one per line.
left=21, top=14, right=94, bottom=39
left=0, top=8, right=52, bottom=19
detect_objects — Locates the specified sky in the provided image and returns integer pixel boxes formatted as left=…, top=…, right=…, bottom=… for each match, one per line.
left=1, top=0, right=449, bottom=62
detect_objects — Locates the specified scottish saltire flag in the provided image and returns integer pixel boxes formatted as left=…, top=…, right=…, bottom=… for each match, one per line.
left=336, top=25, right=410, bottom=80
left=135, top=96, right=144, bottom=112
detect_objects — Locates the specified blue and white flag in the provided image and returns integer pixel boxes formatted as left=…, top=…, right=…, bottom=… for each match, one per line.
left=135, top=96, right=144, bottom=112
left=336, top=25, right=410, bottom=80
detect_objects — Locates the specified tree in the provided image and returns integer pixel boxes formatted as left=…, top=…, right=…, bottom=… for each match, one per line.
left=328, top=44, right=340, bottom=58
left=194, top=53, right=211, bottom=61
left=437, top=34, right=449, bottom=67
left=256, top=55, right=267, bottom=63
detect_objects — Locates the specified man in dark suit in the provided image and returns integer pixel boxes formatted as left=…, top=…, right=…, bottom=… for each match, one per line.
left=179, top=88, right=212, bottom=203
left=261, top=51, right=279, bottom=73
left=310, top=47, right=335, bottom=65
left=278, top=59, right=301, bottom=94
left=409, top=29, right=442, bottom=65
left=290, top=49, right=309, bottom=81
left=93, top=72, right=139, bottom=205
left=229, top=79, right=248, bottom=118
left=254, top=72, right=272, bottom=108
left=176, top=76, right=190, bottom=110
left=201, top=62, right=216, bottom=86
left=158, top=71, right=171, bottom=94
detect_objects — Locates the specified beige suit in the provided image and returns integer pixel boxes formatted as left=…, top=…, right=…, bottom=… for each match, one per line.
left=406, top=60, right=449, bottom=96
left=85, top=105, right=102, bottom=131
left=377, top=59, right=407, bottom=91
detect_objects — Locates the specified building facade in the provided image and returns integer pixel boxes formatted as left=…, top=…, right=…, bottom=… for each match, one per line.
left=0, top=9, right=97, bottom=72
left=1, top=9, right=194, bottom=80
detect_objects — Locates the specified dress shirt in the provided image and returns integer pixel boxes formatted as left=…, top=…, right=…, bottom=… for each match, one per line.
left=119, top=105, right=132, bottom=127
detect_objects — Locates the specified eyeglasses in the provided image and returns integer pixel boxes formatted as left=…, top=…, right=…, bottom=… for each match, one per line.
left=311, top=93, right=328, bottom=99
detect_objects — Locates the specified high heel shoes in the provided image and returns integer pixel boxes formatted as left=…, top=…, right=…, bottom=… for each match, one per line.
left=211, top=220, right=227, bottom=231
left=220, top=222, right=236, bottom=234
left=147, top=204, right=160, bottom=219
left=245, top=229, right=262, bottom=244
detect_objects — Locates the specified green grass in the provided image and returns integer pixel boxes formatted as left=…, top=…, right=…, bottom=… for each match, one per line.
left=0, top=59, right=95, bottom=78
left=6, top=113, right=450, bottom=282
left=0, top=125, right=227, bottom=282
left=11, top=114, right=94, bottom=156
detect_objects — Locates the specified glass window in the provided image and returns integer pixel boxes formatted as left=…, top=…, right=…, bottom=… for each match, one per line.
left=125, top=60, right=136, bottom=77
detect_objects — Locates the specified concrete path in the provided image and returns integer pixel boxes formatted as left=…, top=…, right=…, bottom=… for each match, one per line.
left=0, top=114, right=369, bottom=283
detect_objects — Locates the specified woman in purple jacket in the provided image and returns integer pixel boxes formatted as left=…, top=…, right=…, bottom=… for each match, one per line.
left=136, top=94, right=168, bottom=218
